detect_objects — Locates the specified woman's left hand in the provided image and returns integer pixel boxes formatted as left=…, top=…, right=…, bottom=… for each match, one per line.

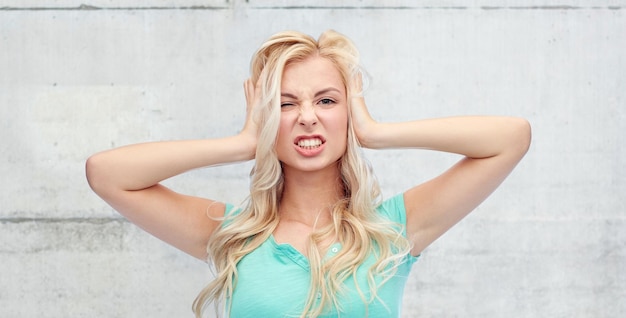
left=349, top=74, right=380, bottom=148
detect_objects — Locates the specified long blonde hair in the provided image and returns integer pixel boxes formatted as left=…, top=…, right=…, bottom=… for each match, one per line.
left=193, top=30, right=411, bottom=317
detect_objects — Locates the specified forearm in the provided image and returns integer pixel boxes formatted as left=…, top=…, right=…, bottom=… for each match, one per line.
left=361, top=116, right=531, bottom=159
left=86, top=133, right=255, bottom=193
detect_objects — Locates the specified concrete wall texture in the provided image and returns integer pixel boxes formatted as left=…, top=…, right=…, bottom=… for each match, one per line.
left=1, top=0, right=624, bottom=317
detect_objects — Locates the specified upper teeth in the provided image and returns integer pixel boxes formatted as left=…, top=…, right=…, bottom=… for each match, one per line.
left=298, top=138, right=322, bottom=148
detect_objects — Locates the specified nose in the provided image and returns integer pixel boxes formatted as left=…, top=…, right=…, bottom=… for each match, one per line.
left=298, top=103, right=318, bottom=127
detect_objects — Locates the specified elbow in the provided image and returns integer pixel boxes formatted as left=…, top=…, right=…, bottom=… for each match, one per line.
left=510, top=117, right=532, bottom=156
left=85, top=153, right=110, bottom=196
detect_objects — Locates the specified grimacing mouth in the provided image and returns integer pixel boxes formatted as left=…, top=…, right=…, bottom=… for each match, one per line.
left=294, top=135, right=326, bottom=148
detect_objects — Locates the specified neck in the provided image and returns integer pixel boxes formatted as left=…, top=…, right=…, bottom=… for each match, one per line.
left=279, top=165, right=344, bottom=227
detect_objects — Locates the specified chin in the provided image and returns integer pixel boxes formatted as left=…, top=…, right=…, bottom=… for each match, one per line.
left=282, top=159, right=341, bottom=174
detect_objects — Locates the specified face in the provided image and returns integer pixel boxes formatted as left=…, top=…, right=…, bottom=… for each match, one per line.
left=276, top=55, right=348, bottom=175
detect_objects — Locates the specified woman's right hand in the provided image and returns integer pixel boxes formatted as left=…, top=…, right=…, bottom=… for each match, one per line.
left=241, top=78, right=262, bottom=158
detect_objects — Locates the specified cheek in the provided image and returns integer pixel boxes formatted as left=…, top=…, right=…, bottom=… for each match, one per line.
left=331, top=111, right=349, bottom=136
left=325, top=111, right=349, bottom=149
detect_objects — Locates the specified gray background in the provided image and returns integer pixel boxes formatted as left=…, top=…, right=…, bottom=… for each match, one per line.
left=1, top=0, right=624, bottom=317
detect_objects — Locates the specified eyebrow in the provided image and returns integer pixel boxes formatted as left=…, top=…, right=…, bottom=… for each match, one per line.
left=281, top=87, right=343, bottom=99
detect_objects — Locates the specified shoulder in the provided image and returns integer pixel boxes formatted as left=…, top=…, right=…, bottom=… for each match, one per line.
left=375, top=193, right=420, bottom=261
left=375, top=193, right=407, bottom=225
left=221, top=202, right=241, bottom=227
left=224, top=202, right=237, bottom=215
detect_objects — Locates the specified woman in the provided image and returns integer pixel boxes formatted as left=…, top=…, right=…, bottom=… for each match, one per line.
left=86, top=30, right=531, bottom=317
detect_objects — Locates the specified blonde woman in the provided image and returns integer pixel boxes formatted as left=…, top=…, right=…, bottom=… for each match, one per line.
left=86, top=30, right=531, bottom=317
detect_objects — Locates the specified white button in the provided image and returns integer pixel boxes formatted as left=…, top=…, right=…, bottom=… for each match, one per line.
left=317, top=292, right=321, bottom=299
left=331, top=247, right=338, bottom=253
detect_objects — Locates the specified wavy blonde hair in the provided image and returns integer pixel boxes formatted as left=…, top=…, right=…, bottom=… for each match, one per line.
left=193, top=30, right=412, bottom=317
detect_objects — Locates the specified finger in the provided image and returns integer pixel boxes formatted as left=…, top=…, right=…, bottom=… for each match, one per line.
left=244, top=78, right=254, bottom=106
left=351, top=72, right=363, bottom=97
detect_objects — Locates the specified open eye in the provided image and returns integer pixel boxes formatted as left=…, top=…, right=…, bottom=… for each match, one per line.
left=318, top=98, right=335, bottom=106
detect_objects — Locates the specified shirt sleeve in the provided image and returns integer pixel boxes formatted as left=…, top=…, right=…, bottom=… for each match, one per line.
left=377, top=193, right=420, bottom=263
left=221, top=203, right=240, bottom=228
left=224, top=203, right=236, bottom=216
left=376, top=193, right=408, bottom=232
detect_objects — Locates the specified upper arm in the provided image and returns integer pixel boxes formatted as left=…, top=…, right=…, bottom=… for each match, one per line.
left=94, top=183, right=225, bottom=260
left=404, top=136, right=530, bottom=256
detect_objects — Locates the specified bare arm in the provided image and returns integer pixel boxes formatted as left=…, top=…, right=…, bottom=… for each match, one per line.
left=351, top=82, right=531, bottom=256
left=86, top=79, right=260, bottom=260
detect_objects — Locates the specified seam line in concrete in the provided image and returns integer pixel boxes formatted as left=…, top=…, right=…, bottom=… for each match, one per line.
left=0, top=5, right=229, bottom=11
left=251, top=5, right=617, bottom=10
left=0, top=5, right=622, bottom=11
left=0, top=217, right=126, bottom=224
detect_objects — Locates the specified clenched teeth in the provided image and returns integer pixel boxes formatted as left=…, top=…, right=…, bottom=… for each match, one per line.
left=297, top=138, right=322, bottom=148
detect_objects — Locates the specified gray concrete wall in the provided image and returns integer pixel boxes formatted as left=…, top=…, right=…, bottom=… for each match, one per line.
left=1, top=0, right=624, bottom=317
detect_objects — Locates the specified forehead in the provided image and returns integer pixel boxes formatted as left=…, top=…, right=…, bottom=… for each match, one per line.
left=281, top=55, right=345, bottom=94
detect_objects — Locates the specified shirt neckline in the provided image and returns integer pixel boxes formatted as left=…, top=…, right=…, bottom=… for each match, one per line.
left=269, top=235, right=342, bottom=271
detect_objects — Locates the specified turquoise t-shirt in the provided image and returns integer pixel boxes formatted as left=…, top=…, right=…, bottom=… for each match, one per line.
left=225, top=194, right=418, bottom=317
